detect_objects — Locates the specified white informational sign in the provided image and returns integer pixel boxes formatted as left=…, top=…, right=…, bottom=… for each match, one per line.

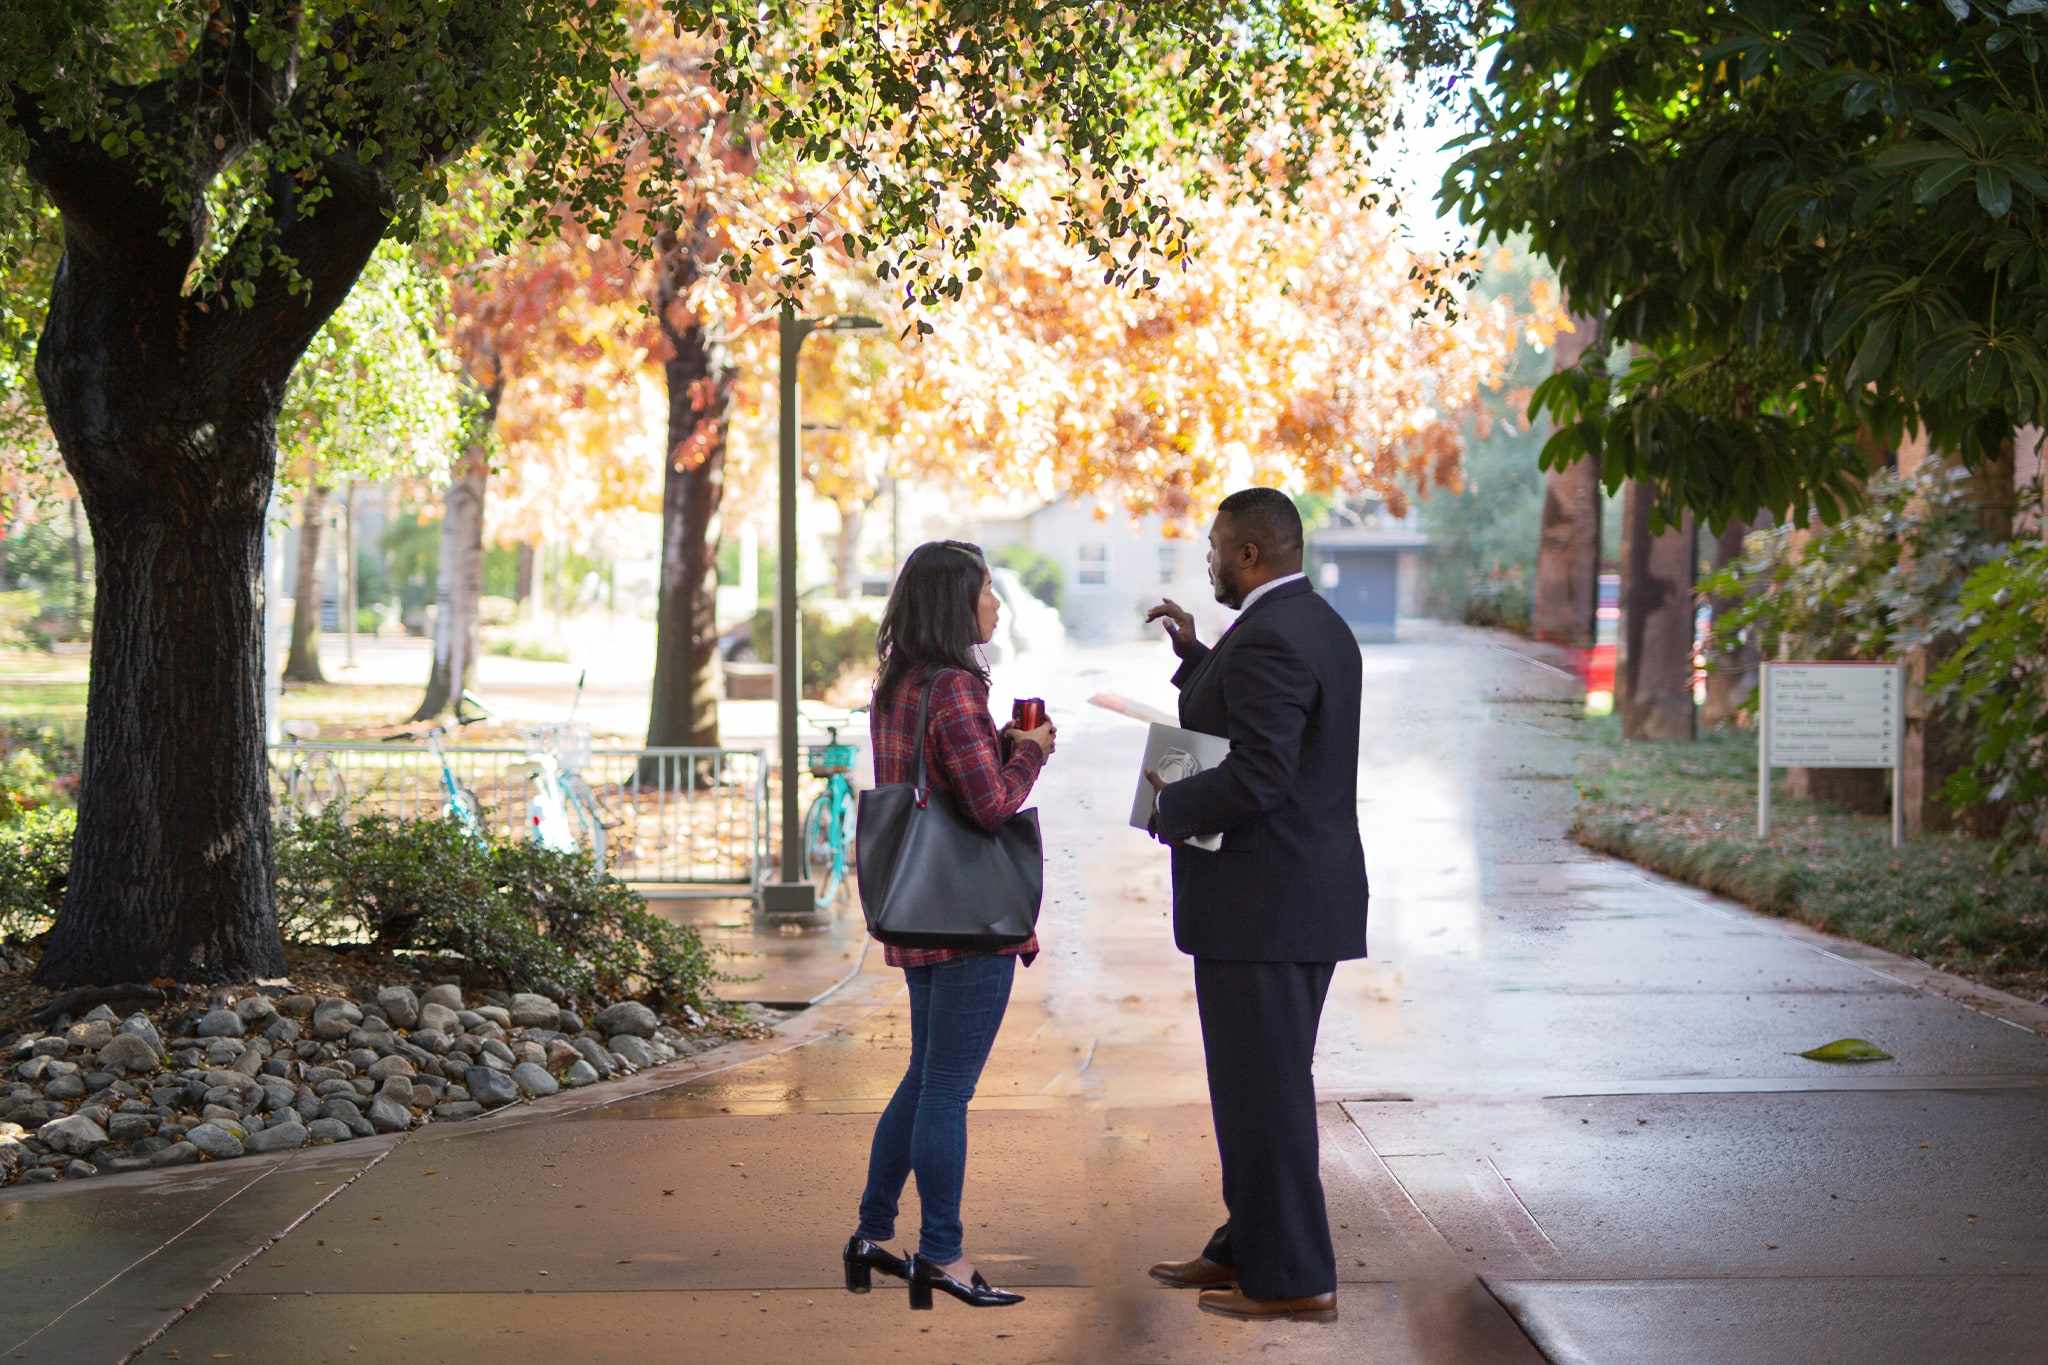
left=1758, top=661, right=1904, bottom=847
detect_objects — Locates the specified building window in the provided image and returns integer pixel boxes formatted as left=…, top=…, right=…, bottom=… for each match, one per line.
left=1077, top=543, right=1109, bottom=587
left=1157, top=544, right=1178, bottom=585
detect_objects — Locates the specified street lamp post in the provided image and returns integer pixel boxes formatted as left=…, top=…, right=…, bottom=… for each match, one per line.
left=759, top=305, right=882, bottom=920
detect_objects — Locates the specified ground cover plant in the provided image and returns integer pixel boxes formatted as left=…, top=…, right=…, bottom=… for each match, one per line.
left=1572, top=716, right=2048, bottom=1002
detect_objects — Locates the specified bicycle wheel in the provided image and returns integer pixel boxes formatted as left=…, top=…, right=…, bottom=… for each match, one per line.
left=803, top=793, right=839, bottom=907
left=290, top=752, right=347, bottom=822
left=563, top=776, right=606, bottom=873
left=447, top=785, right=486, bottom=842
left=825, top=786, right=856, bottom=909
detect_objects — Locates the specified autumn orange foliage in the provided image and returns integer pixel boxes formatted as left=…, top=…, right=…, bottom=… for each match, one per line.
left=789, top=168, right=1562, bottom=525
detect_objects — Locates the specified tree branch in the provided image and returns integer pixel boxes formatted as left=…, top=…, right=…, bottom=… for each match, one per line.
left=195, top=1, right=503, bottom=394
left=195, top=155, right=392, bottom=400
left=8, top=83, right=192, bottom=269
left=188, top=0, right=299, bottom=175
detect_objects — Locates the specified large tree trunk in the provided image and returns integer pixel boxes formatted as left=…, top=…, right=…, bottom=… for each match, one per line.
left=1530, top=310, right=1605, bottom=647
left=29, top=271, right=345, bottom=987
left=18, top=6, right=437, bottom=988
left=1619, top=483, right=1698, bottom=741
left=514, top=540, right=536, bottom=609
left=37, top=458, right=289, bottom=986
left=642, top=312, right=733, bottom=774
left=831, top=499, right=865, bottom=597
left=29, top=155, right=385, bottom=986
left=1902, top=442, right=2019, bottom=836
left=1701, top=515, right=1759, bottom=729
left=1530, top=456, right=1603, bottom=647
left=284, top=483, right=329, bottom=684
left=411, top=393, right=496, bottom=722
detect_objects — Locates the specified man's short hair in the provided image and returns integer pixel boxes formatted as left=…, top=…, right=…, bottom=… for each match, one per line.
left=1217, top=487, right=1305, bottom=559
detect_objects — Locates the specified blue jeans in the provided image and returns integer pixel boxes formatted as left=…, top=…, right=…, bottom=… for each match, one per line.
left=855, top=953, right=1017, bottom=1263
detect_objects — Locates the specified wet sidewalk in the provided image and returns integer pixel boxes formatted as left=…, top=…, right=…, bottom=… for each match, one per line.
left=7, top=624, right=2047, bottom=1364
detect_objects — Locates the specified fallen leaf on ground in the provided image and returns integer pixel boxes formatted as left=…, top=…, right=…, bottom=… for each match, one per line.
left=1798, top=1038, right=1893, bottom=1062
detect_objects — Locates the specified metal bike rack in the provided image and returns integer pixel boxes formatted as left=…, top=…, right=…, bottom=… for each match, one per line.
left=268, top=741, right=771, bottom=898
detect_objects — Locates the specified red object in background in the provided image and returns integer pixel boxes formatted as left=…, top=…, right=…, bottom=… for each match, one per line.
left=1012, top=698, right=1046, bottom=730
left=1579, top=644, right=1616, bottom=696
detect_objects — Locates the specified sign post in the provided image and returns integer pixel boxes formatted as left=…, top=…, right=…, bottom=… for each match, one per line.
left=1757, top=661, right=1905, bottom=848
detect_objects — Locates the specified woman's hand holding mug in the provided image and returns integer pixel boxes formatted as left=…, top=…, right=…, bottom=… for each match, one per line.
left=1015, top=719, right=1056, bottom=758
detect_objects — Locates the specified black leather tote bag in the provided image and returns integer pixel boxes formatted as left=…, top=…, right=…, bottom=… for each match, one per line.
left=856, top=675, right=1043, bottom=950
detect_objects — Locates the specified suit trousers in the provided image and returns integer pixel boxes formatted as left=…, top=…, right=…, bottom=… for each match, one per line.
left=1193, top=957, right=1337, bottom=1300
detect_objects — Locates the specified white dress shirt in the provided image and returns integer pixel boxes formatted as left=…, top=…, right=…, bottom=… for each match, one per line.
left=1235, top=571, right=1307, bottom=616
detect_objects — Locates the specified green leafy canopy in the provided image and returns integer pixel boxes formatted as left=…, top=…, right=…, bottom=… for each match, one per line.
left=0, top=2, right=1478, bottom=339
left=1443, top=0, right=2048, bottom=529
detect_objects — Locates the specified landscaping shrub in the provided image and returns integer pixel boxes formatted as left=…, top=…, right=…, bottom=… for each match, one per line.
left=0, top=589, right=39, bottom=648
left=992, top=544, right=1065, bottom=612
left=273, top=813, right=722, bottom=1013
left=0, top=806, right=72, bottom=939
left=0, top=722, right=79, bottom=822
left=1461, top=577, right=1532, bottom=632
left=1702, top=462, right=2035, bottom=841
left=1932, top=540, right=2048, bottom=856
left=1701, top=463, right=2000, bottom=668
left=747, top=600, right=881, bottom=696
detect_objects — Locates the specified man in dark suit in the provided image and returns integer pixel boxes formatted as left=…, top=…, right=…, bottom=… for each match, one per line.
left=1140, top=487, right=1369, bottom=1323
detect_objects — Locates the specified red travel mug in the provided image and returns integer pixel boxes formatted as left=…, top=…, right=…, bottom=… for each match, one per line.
left=1012, top=698, right=1046, bottom=730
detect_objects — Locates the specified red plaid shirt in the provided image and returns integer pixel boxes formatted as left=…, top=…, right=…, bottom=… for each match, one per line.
left=867, top=664, right=1046, bottom=968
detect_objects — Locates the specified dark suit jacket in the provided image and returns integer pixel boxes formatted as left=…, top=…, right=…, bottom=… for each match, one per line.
left=1152, top=578, right=1369, bottom=962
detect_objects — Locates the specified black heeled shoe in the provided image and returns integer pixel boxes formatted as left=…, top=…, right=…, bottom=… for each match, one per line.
left=908, top=1253, right=1026, bottom=1309
left=843, top=1235, right=912, bottom=1293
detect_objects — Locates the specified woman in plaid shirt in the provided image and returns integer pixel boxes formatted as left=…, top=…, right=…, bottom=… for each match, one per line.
left=843, top=541, right=1056, bottom=1310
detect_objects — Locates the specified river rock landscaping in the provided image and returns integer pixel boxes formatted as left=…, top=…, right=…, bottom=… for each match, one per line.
left=1, top=979, right=732, bottom=1186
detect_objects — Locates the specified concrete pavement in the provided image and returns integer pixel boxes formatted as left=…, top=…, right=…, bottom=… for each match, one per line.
left=6, top=623, right=2046, bottom=1363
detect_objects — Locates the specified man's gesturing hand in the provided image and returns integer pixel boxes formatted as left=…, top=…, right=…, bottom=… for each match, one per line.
left=1145, top=599, right=1199, bottom=659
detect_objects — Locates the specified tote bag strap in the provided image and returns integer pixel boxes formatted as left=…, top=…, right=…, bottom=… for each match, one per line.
left=910, top=671, right=943, bottom=808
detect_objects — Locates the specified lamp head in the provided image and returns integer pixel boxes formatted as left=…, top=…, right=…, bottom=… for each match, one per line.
left=822, top=314, right=884, bottom=332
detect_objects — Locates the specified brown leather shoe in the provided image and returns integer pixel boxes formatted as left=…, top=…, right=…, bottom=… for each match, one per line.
left=1146, top=1255, right=1236, bottom=1289
left=1197, top=1288, right=1339, bottom=1323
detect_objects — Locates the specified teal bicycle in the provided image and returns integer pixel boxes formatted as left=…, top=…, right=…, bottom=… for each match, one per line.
left=802, top=712, right=864, bottom=910
left=383, top=692, right=490, bottom=842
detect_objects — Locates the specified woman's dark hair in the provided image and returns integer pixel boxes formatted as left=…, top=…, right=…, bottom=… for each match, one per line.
left=874, top=540, right=990, bottom=706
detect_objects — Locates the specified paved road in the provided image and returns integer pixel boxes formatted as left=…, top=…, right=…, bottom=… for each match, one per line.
left=6, top=623, right=2045, bottom=1363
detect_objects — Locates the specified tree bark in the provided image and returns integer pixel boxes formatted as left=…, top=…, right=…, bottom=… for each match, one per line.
left=1619, top=483, right=1698, bottom=741
left=36, top=472, right=289, bottom=985
left=1701, top=515, right=1759, bottom=729
left=1902, top=442, right=2019, bottom=836
left=411, top=406, right=494, bottom=722
left=1530, top=309, right=1605, bottom=647
left=25, top=110, right=389, bottom=985
left=642, top=312, right=733, bottom=774
left=1531, top=457, right=1604, bottom=647
left=513, top=540, right=536, bottom=608
left=831, top=498, right=865, bottom=597
left=30, top=267, right=304, bottom=986
left=284, top=483, right=329, bottom=684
